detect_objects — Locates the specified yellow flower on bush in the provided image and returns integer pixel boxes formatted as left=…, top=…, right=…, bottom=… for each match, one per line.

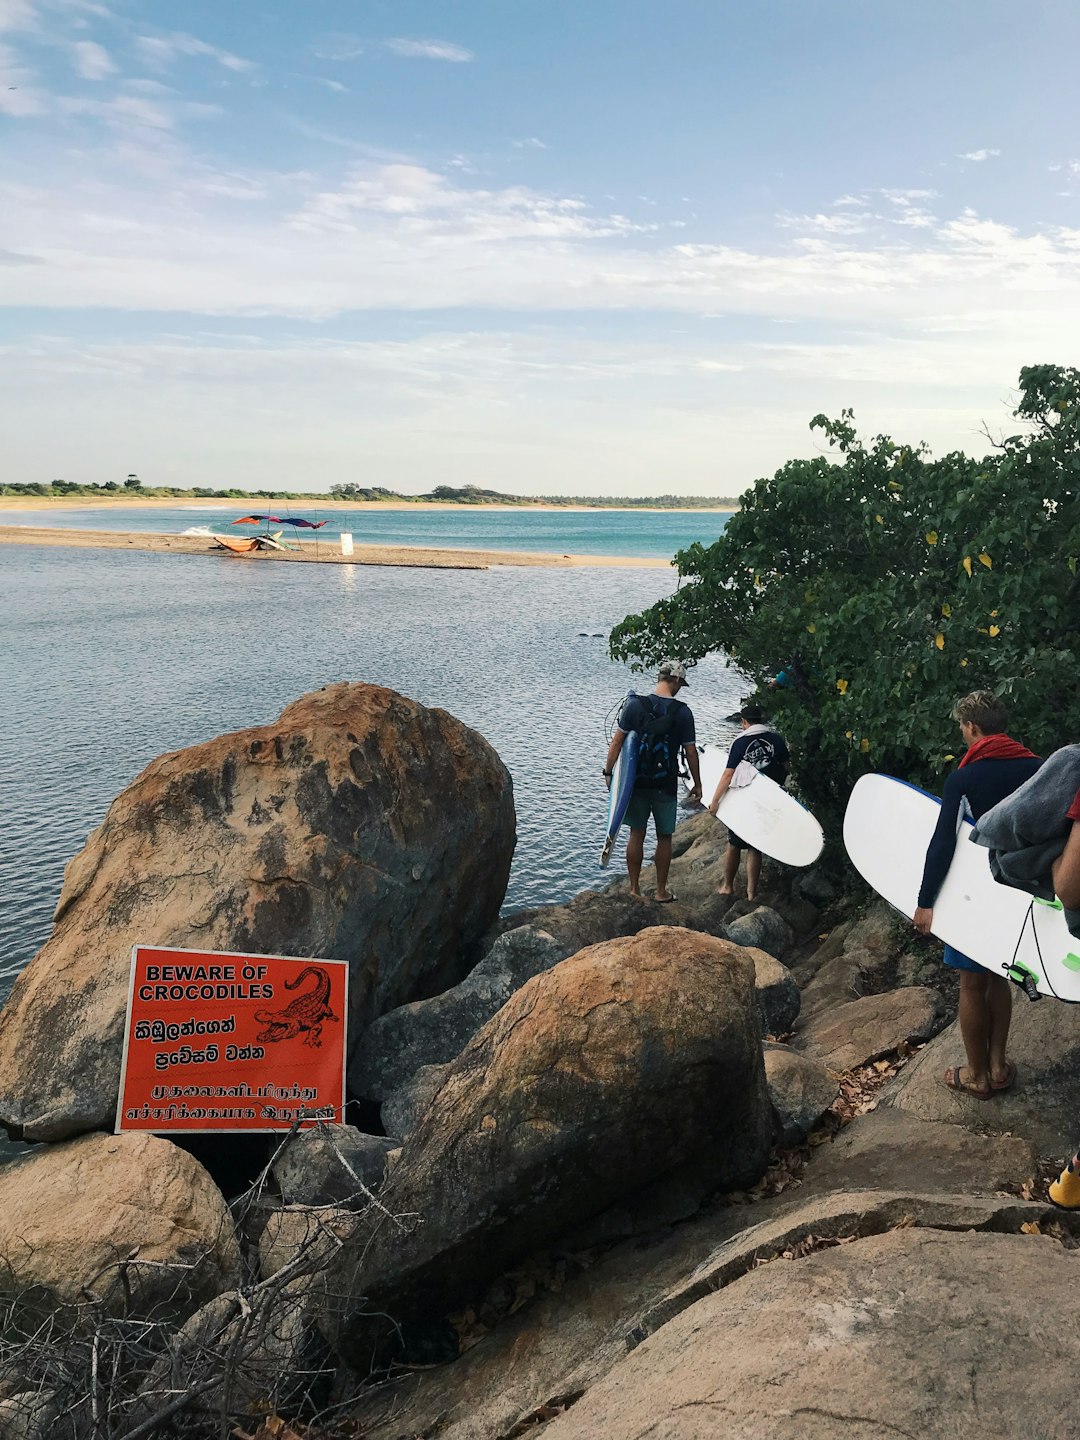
left=941, top=602, right=951, bottom=618
left=978, top=552, right=992, bottom=569
left=963, top=556, right=973, bottom=577
left=837, top=678, right=849, bottom=694
left=807, top=623, right=816, bottom=633
left=935, top=633, right=945, bottom=650
left=989, top=624, right=1001, bottom=638
left=859, top=738, right=870, bottom=753
left=926, top=531, right=938, bottom=545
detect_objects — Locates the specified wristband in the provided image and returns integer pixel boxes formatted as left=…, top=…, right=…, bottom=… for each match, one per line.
left=603, top=769, right=613, bottom=777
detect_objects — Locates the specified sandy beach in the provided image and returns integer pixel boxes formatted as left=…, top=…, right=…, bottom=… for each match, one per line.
left=0, top=525, right=674, bottom=570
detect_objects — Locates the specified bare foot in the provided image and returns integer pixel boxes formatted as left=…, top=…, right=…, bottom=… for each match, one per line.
left=628, top=890, right=648, bottom=903
left=717, top=887, right=734, bottom=898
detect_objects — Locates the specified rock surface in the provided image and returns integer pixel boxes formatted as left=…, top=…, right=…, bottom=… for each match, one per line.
left=763, top=1043, right=838, bottom=1144
left=353, top=926, right=569, bottom=1102
left=547, top=1228, right=1080, bottom=1440
left=796, top=904, right=897, bottom=1016
left=796, top=985, right=946, bottom=1071
left=380, top=1062, right=450, bottom=1139
left=722, top=904, right=796, bottom=959
left=328, top=927, right=771, bottom=1348
left=889, top=991, right=1080, bottom=1154
left=0, top=683, right=514, bottom=1140
left=0, top=1132, right=238, bottom=1319
left=272, top=1125, right=396, bottom=1207
left=748, top=949, right=800, bottom=1035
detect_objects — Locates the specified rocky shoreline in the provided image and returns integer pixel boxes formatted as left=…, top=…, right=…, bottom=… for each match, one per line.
left=1, top=683, right=1078, bottom=1439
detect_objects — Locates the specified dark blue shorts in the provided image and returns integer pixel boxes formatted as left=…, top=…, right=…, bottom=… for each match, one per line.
left=942, top=944, right=984, bottom=974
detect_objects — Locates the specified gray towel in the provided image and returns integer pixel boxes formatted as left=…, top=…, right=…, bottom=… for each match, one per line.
left=971, top=744, right=1080, bottom=939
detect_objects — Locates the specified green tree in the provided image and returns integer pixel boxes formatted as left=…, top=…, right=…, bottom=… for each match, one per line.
left=610, top=365, right=1080, bottom=820
left=124, top=473, right=141, bottom=490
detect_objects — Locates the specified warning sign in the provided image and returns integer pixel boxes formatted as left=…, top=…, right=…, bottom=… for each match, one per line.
left=116, top=946, right=348, bottom=1134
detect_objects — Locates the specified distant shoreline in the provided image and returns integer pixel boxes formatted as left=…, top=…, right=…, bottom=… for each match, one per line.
left=0, top=526, right=675, bottom=570
left=0, top=496, right=736, bottom=516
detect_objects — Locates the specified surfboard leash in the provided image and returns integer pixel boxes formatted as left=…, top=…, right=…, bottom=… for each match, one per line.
left=1004, top=902, right=1058, bottom=1003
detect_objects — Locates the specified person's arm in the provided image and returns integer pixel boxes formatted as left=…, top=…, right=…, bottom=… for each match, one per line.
left=684, top=744, right=702, bottom=803
left=914, top=771, right=966, bottom=935
left=1053, top=819, right=1080, bottom=910
left=709, top=736, right=744, bottom=812
left=603, top=730, right=626, bottom=791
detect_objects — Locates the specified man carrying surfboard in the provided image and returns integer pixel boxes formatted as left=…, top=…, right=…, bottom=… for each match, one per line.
left=603, top=661, right=701, bottom=903
left=913, top=691, right=1040, bottom=1100
left=708, top=704, right=790, bottom=904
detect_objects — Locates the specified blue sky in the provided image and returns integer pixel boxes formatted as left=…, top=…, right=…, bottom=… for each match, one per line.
left=2, top=0, right=1079, bottom=495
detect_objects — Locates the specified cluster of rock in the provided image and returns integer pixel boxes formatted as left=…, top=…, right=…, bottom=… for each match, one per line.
left=2, top=682, right=1079, bottom=1439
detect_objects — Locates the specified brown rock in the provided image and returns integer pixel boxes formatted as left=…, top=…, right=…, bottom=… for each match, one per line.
left=0, top=1132, right=239, bottom=1320
left=796, top=986, right=946, bottom=1071
left=763, top=1043, right=838, bottom=1143
left=546, top=1229, right=1080, bottom=1440
left=889, top=991, right=1080, bottom=1154
left=0, top=683, right=514, bottom=1140
left=327, top=927, right=771, bottom=1352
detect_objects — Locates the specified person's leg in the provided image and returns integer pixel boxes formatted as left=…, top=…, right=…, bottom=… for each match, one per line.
left=625, top=827, right=646, bottom=898
left=654, top=833, right=674, bottom=900
left=986, top=974, right=1014, bottom=1088
left=719, top=843, right=741, bottom=896
left=652, top=793, right=678, bottom=901
left=954, top=969, right=992, bottom=1092
left=746, top=848, right=762, bottom=903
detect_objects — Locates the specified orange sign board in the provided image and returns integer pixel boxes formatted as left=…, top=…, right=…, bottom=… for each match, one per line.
left=116, top=946, right=349, bottom=1134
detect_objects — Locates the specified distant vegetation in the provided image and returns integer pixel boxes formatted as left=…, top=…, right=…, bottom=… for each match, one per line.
left=0, top=478, right=737, bottom=509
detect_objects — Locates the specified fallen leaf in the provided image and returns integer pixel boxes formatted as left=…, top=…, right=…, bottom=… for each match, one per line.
left=1020, top=1221, right=1042, bottom=1235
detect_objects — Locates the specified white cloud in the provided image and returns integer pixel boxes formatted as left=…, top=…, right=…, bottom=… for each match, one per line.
left=71, top=38, right=112, bottom=78
left=513, top=137, right=548, bottom=150
left=383, top=37, right=473, bottom=62
left=958, top=148, right=1001, bottom=162
left=311, top=33, right=364, bottom=61
left=778, top=211, right=869, bottom=235
left=316, top=77, right=348, bottom=92
left=135, top=31, right=255, bottom=74
left=0, top=0, right=35, bottom=31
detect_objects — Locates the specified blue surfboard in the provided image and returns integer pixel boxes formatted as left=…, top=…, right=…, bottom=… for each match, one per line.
left=600, top=694, right=639, bottom=867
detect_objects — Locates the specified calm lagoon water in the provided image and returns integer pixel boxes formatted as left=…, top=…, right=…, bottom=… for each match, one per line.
left=7, top=504, right=730, bottom=560
left=1, top=540, right=746, bottom=1004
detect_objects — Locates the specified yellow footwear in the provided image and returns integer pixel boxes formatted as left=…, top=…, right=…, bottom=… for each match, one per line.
left=1049, top=1168, right=1080, bottom=1209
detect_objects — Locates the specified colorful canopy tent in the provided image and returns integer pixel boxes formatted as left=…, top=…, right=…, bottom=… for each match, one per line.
left=231, top=515, right=328, bottom=529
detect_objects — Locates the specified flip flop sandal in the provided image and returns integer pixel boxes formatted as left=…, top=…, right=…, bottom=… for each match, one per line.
left=943, top=1065, right=993, bottom=1100
left=991, top=1061, right=1017, bottom=1092
left=654, top=893, right=678, bottom=904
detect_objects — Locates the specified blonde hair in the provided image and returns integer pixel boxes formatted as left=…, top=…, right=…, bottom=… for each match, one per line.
left=951, top=690, right=1007, bottom=734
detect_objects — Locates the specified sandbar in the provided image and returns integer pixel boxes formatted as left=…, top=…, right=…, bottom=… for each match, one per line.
left=0, top=526, right=674, bottom=571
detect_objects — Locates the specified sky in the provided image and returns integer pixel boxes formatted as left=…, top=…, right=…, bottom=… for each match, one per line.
left=2, top=0, right=1079, bottom=497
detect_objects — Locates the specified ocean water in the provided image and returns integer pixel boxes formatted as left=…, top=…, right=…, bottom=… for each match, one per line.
left=5, top=504, right=730, bottom=560
left=0, top=542, right=746, bottom=1006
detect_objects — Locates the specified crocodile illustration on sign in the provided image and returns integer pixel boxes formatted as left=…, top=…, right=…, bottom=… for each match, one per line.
left=254, top=965, right=339, bottom=1048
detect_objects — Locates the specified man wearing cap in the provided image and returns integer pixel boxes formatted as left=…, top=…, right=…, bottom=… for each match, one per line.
left=603, top=661, right=701, bottom=903
left=709, top=704, right=790, bottom=903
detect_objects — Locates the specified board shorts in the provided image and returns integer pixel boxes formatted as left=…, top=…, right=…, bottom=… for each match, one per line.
left=724, top=828, right=760, bottom=857
left=625, top=788, right=678, bottom=837
left=942, top=944, right=984, bottom=974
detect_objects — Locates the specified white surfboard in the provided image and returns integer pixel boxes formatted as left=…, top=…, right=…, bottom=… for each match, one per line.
left=843, top=773, right=1080, bottom=1002
left=692, top=744, right=824, bottom=868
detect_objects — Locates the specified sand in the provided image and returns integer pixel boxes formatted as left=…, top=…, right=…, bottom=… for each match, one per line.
left=0, top=526, right=674, bottom=571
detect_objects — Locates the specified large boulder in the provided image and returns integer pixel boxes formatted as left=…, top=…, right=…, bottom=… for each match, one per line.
left=544, top=1228, right=1080, bottom=1440
left=327, top=927, right=771, bottom=1352
left=0, top=683, right=514, bottom=1141
left=797, top=904, right=899, bottom=1018
left=722, top=905, right=795, bottom=959
left=353, top=926, right=569, bottom=1102
left=0, top=1132, right=239, bottom=1321
left=888, top=992, right=1080, bottom=1154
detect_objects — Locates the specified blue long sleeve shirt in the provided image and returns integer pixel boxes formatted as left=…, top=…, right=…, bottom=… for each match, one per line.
left=918, top=755, right=1043, bottom=908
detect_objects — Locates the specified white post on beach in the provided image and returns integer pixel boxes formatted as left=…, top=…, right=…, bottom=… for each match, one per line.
left=340, top=532, right=354, bottom=557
